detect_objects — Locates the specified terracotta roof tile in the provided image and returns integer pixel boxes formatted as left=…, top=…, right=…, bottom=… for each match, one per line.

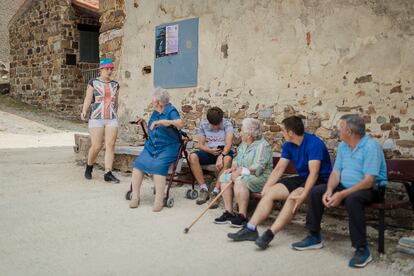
left=72, top=0, right=99, bottom=13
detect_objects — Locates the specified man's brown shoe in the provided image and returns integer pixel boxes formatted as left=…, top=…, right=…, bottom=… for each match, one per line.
left=196, top=189, right=210, bottom=205
left=209, top=191, right=220, bottom=209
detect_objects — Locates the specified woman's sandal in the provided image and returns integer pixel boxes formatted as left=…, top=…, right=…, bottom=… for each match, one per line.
left=129, top=198, right=140, bottom=208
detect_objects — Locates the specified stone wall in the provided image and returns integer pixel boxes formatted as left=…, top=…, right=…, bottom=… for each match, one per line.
left=8, top=0, right=99, bottom=118
left=109, top=0, right=414, bottom=159
left=99, top=0, right=125, bottom=79
left=60, top=4, right=100, bottom=115
left=0, top=0, right=25, bottom=71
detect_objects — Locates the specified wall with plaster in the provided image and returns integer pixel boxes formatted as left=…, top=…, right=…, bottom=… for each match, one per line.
left=103, top=0, right=414, bottom=157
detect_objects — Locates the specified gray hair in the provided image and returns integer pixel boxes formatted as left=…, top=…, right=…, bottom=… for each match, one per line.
left=152, top=87, right=170, bottom=106
left=340, top=114, right=366, bottom=137
left=241, top=118, right=263, bottom=140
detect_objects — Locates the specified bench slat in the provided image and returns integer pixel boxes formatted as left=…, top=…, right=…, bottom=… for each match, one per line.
left=369, top=201, right=411, bottom=209
left=386, top=159, right=414, bottom=182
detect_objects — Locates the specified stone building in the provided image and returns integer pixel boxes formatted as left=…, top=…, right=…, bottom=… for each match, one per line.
left=0, top=0, right=25, bottom=88
left=101, top=0, right=414, bottom=159
left=8, top=0, right=100, bottom=118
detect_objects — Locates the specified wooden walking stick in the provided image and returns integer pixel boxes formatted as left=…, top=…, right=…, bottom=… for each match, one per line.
left=184, top=182, right=233, bottom=234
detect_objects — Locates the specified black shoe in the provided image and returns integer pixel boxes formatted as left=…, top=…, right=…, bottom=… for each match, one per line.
left=255, top=229, right=275, bottom=249
left=104, top=171, right=120, bottom=183
left=84, top=165, right=93, bottom=180
left=228, top=226, right=259, bottom=241
left=230, top=213, right=248, bottom=228
left=214, top=211, right=235, bottom=224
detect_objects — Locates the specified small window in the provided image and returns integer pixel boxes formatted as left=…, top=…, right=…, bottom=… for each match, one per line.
left=66, top=54, right=77, bottom=65
left=78, top=24, right=99, bottom=63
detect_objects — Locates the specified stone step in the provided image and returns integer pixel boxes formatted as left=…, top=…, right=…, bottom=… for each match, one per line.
left=74, top=133, right=217, bottom=173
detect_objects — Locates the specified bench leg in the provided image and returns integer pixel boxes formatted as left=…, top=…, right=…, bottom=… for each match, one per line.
left=404, top=182, right=414, bottom=210
left=378, top=209, right=385, bottom=254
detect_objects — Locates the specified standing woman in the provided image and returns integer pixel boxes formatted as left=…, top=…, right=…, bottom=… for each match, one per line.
left=80, top=57, right=120, bottom=183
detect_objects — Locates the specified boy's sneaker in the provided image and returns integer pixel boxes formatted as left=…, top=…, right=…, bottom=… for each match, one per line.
left=230, top=213, right=247, bottom=228
left=228, top=226, right=258, bottom=241
left=291, top=233, right=323, bottom=250
left=84, top=165, right=93, bottom=180
left=104, top=171, right=120, bottom=183
left=214, top=211, right=235, bottom=224
left=196, top=189, right=210, bottom=205
left=349, top=246, right=372, bottom=268
left=255, top=229, right=275, bottom=249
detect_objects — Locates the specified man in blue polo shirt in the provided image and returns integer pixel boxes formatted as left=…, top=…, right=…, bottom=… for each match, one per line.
left=228, top=116, right=332, bottom=245
left=292, top=114, right=387, bottom=268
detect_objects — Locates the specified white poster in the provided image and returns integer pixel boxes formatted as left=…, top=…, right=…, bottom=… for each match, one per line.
left=165, top=24, right=179, bottom=55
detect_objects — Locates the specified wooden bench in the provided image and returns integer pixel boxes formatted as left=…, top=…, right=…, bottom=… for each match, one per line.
left=250, top=157, right=414, bottom=254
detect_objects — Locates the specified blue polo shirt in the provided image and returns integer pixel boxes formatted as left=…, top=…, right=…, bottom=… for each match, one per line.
left=281, top=133, right=332, bottom=182
left=333, top=135, right=387, bottom=188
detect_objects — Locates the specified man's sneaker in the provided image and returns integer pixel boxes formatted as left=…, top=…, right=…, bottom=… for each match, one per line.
left=214, top=211, right=235, bottom=224
left=291, top=233, right=323, bottom=250
left=228, top=226, right=258, bottom=241
left=196, top=189, right=210, bottom=205
left=209, top=190, right=220, bottom=209
left=230, top=213, right=247, bottom=228
left=349, top=246, right=372, bottom=268
left=255, top=229, right=275, bottom=249
left=104, top=171, right=120, bottom=183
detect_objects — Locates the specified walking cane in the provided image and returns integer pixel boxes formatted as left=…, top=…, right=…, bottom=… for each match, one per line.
left=184, top=182, right=233, bottom=234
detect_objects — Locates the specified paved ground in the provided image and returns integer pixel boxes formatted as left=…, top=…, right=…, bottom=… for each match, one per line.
left=0, top=97, right=412, bottom=276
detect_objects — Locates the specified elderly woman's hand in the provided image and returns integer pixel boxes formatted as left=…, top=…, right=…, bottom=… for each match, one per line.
left=150, top=120, right=167, bottom=130
left=230, top=168, right=242, bottom=182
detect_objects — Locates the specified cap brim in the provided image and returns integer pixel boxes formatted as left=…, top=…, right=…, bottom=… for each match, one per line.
left=99, top=64, right=114, bottom=69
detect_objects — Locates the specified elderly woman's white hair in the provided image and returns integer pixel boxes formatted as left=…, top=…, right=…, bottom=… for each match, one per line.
left=152, top=87, right=170, bottom=106
left=241, top=118, right=263, bottom=140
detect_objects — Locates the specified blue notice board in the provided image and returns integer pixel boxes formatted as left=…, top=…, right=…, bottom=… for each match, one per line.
left=154, top=18, right=199, bottom=88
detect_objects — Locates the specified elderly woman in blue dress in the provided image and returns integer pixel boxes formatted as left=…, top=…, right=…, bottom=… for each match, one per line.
left=129, top=88, right=183, bottom=212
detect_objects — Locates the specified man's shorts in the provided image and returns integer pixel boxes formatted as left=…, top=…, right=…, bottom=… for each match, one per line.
left=88, top=119, right=119, bottom=128
left=279, top=175, right=326, bottom=193
left=193, top=150, right=234, bottom=165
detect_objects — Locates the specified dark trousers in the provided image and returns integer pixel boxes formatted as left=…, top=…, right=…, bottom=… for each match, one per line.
left=306, top=184, right=375, bottom=249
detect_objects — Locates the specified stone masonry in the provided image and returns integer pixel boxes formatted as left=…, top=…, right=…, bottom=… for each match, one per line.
left=101, top=0, right=414, bottom=161
left=0, top=0, right=25, bottom=70
left=99, top=0, right=125, bottom=80
left=98, top=0, right=414, bottom=229
left=8, top=0, right=99, bottom=119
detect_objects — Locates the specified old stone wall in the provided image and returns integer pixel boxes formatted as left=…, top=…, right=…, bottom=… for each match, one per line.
left=60, top=5, right=100, bottom=115
left=110, top=0, right=414, bottom=160
left=9, top=0, right=99, bottom=118
left=99, top=0, right=125, bottom=79
left=9, top=0, right=65, bottom=110
left=0, top=0, right=26, bottom=72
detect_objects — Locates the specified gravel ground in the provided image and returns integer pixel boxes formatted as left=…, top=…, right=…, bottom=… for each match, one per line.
left=0, top=95, right=412, bottom=276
